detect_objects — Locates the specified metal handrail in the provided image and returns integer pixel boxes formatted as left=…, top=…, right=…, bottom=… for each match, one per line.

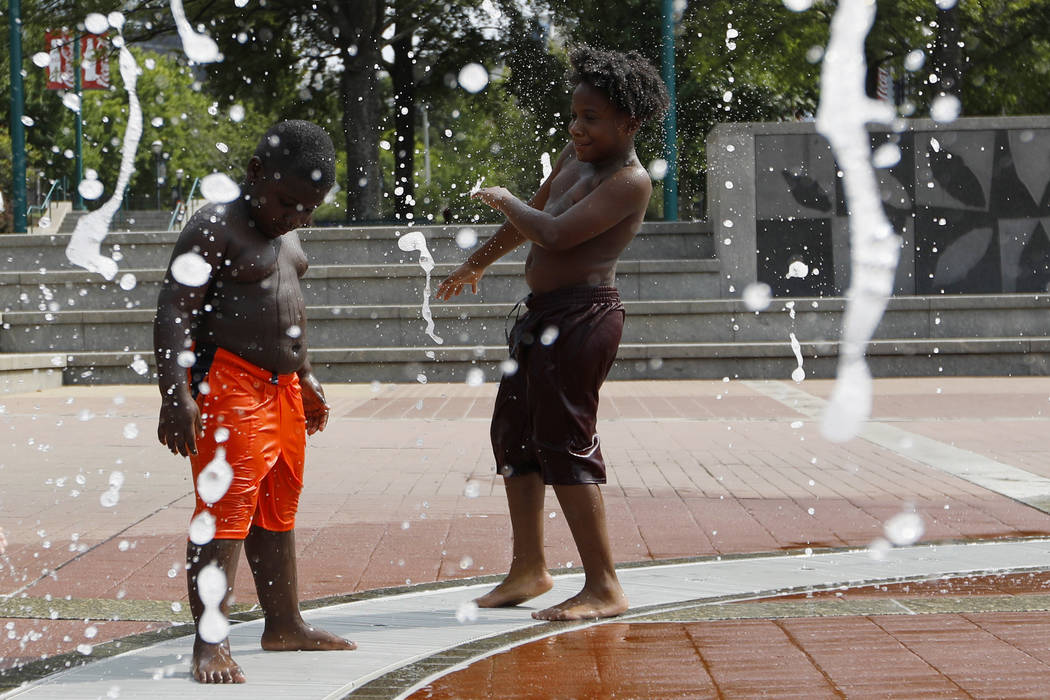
left=27, top=179, right=64, bottom=221
left=168, top=176, right=200, bottom=230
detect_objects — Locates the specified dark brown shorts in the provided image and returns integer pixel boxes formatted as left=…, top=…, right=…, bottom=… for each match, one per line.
left=490, top=285, right=624, bottom=485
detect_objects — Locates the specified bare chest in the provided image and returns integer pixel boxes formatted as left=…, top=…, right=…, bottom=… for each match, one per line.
left=221, top=234, right=308, bottom=284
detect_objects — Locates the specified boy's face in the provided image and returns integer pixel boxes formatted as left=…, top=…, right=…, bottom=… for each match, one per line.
left=245, top=157, right=329, bottom=238
left=568, top=82, right=638, bottom=163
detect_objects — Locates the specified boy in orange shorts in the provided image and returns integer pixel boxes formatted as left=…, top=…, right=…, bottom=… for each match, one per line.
left=154, top=120, right=354, bottom=684
left=437, top=46, right=669, bottom=620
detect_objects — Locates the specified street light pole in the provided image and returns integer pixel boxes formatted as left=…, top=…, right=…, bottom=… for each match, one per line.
left=661, top=0, right=679, bottom=222
left=9, top=0, right=28, bottom=232
left=73, top=34, right=85, bottom=210
left=151, top=140, right=162, bottom=210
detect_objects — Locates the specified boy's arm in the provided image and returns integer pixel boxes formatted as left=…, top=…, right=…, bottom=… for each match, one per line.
left=297, top=359, right=329, bottom=435
left=472, top=162, right=650, bottom=252
left=153, top=215, right=226, bottom=456
left=436, top=145, right=572, bottom=300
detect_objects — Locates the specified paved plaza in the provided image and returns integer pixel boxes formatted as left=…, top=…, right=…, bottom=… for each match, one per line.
left=3, top=376, right=1050, bottom=697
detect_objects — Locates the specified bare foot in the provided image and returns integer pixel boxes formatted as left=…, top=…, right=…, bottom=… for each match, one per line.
left=192, top=639, right=246, bottom=684
left=532, top=588, right=628, bottom=621
left=261, top=621, right=356, bottom=651
left=475, top=571, right=554, bottom=608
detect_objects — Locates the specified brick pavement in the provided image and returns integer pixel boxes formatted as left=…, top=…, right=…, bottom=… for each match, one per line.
left=3, top=377, right=1050, bottom=695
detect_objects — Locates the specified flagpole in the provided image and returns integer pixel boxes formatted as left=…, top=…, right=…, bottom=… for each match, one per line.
left=74, top=33, right=84, bottom=210
left=9, top=0, right=28, bottom=232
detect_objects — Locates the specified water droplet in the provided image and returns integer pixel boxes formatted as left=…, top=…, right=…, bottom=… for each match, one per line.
left=176, top=351, right=196, bottom=368
left=118, top=273, right=136, bottom=290
left=786, top=261, right=809, bottom=279
left=189, top=511, right=217, bottom=545
left=199, top=173, right=241, bottom=203
left=742, top=282, right=772, bottom=311
left=229, top=104, right=245, bottom=123
left=782, top=0, right=813, bottom=10
left=540, top=326, right=559, bottom=346
left=62, top=93, right=81, bottom=113
left=84, top=625, right=98, bottom=639
left=196, top=448, right=233, bottom=504
left=21, top=115, right=34, bottom=127
left=213, top=427, right=230, bottom=443
left=465, top=368, right=484, bottom=386
left=463, top=481, right=480, bottom=498
left=84, top=13, right=109, bottom=34
left=170, top=252, right=211, bottom=287
left=286, top=325, right=302, bottom=339
left=904, top=49, right=926, bottom=72
left=884, top=511, right=924, bottom=546
left=930, top=94, right=961, bottom=123
left=458, top=63, right=489, bottom=93
left=130, top=356, right=149, bottom=376
left=455, top=228, right=478, bottom=249
left=455, top=600, right=479, bottom=623
left=458, top=555, right=474, bottom=570
left=648, top=159, right=668, bottom=179
left=122, top=423, right=138, bottom=440
left=872, top=143, right=902, bottom=168
left=32, top=52, right=50, bottom=68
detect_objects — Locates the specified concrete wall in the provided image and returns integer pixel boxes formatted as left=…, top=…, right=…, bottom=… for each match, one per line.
left=709, top=116, right=1050, bottom=299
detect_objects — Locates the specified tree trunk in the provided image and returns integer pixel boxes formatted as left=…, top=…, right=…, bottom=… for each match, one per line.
left=392, top=28, right=415, bottom=221
left=329, top=0, right=384, bottom=222
left=340, top=61, right=382, bottom=222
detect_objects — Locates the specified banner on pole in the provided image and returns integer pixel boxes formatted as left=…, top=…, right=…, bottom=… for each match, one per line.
left=44, top=31, right=74, bottom=89
left=80, top=35, right=110, bottom=90
left=43, top=31, right=111, bottom=90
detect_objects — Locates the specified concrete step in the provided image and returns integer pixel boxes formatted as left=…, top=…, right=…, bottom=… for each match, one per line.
left=0, top=259, right=721, bottom=311
left=56, top=209, right=173, bottom=234
left=58, top=336, right=1050, bottom=385
left=0, top=352, right=65, bottom=394
left=4, top=294, right=1047, bottom=353
left=0, top=222, right=714, bottom=272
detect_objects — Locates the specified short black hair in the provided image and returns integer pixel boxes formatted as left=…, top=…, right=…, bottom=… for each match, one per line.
left=568, top=46, right=670, bottom=123
left=253, top=120, right=337, bottom=189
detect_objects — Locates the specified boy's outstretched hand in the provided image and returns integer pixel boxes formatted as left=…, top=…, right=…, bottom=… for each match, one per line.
left=158, top=392, right=202, bottom=457
left=436, top=262, right=484, bottom=301
left=471, top=186, right=513, bottom=212
left=300, top=373, right=330, bottom=435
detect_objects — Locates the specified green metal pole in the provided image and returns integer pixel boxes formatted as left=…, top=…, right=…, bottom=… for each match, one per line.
left=660, top=0, right=679, bottom=221
left=9, top=0, right=28, bottom=232
left=74, top=33, right=84, bottom=210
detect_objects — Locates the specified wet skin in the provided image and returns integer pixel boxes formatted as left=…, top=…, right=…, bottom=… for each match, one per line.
left=437, top=81, right=649, bottom=621
left=155, top=157, right=352, bottom=683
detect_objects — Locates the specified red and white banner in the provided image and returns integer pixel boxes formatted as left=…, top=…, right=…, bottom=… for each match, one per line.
left=44, top=31, right=74, bottom=89
left=80, top=35, right=110, bottom=89
left=43, top=31, right=111, bottom=90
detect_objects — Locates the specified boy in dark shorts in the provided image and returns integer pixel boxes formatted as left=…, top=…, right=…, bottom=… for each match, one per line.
left=154, top=120, right=355, bottom=683
left=437, top=46, right=669, bottom=620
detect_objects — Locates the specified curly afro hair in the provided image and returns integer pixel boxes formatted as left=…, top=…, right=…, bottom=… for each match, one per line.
left=253, top=120, right=337, bottom=190
left=568, top=45, right=670, bottom=123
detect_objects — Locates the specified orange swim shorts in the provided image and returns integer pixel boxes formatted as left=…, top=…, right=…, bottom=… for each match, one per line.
left=189, top=346, right=306, bottom=540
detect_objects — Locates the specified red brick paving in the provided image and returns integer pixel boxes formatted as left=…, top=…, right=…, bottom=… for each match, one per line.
left=4, top=378, right=1050, bottom=694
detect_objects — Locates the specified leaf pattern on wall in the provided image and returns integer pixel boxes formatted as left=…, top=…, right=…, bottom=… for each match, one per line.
left=933, top=226, right=993, bottom=288
left=781, top=170, right=832, bottom=212
left=928, top=145, right=987, bottom=209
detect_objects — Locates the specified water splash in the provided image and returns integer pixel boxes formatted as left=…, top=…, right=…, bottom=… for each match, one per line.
left=813, top=0, right=900, bottom=442
left=196, top=563, right=229, bottom=643
left=397, top=231, right=443, bottom=344
left=169, top=0, right=221, bottom=64
left=789, top=332, right=805, bottom=383
left=65, top=34, right=142, bottom=280
left=540, top=152, right=553, bottom=183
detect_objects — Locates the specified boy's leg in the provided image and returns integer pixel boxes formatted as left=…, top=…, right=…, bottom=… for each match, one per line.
left=475, top=471, right=554, bottom=607
left=187, top=538, right=246, bottom=684
left=533, top=483, right=627, bottom=621
left=243, top=525, right=356, bottom=651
